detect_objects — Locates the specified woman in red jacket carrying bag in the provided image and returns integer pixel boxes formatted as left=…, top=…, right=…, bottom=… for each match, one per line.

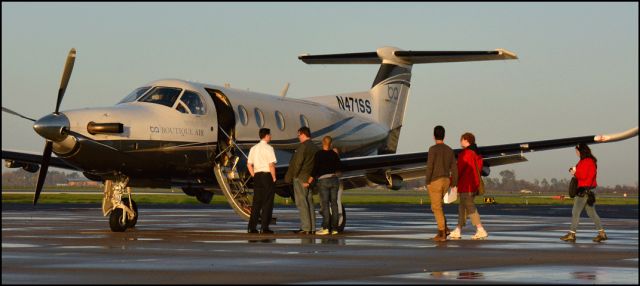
left=448, top=132, right=488, bottom=240
left=560, top=143, right=607, bottom=243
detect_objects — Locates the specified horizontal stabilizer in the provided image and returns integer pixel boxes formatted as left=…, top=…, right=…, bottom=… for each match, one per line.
left=298, top=47, right=517, bottom=65
left=394, top=49, right=518, bottom=64
left=298, top=52, right=380, bottom=64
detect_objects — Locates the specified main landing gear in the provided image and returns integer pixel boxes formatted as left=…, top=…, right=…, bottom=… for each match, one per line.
left=102, top=173, right=138, bottom=232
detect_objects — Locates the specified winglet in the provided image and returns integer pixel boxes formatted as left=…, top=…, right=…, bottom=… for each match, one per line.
left=594, top=127, right=638, bottom=143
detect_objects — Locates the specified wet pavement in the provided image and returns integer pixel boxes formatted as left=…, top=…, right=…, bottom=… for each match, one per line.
left=2, top=204, right=638, bottom=284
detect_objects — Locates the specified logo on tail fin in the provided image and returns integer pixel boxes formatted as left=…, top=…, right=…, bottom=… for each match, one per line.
left=387, top=86, right=400, bottom=102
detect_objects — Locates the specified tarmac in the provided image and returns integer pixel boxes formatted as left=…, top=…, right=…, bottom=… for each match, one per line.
left=2, top=203, right=638, bottom=284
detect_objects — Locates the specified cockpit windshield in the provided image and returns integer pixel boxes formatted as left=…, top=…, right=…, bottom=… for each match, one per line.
left=117, top=86, right=150, bottom=104
left=138, top=86, right=183, bottom=108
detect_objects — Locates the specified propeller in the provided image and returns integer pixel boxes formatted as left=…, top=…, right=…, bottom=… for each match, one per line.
left=32, top=48, right=77, bottom=205
left=56, top=49, right=76, bottom=114
left=2, top=107, right=36, bottom=122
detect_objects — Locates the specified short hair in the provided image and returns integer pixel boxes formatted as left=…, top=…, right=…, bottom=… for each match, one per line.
left=461, top=132, right=476, bottom=145
left=322, top=136, right=332, bottom=147
left=259, top=128, right=270, bottom=139
left=434, top=125, right=445, bottom=140
left=298, top=126, right=311, bottom=138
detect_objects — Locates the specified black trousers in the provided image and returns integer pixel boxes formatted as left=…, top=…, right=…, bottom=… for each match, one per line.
left=248, top=172, right=275, bottom=231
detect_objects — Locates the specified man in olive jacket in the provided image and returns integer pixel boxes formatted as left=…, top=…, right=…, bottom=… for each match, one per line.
left=285, top=126, right=319, bottom=234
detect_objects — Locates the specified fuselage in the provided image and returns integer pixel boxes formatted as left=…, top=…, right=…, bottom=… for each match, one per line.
left=42, top=79, right=389, bottom=187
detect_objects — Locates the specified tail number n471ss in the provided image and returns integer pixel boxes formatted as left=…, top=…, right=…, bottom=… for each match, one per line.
left=336, top=96, right=371, bottom=114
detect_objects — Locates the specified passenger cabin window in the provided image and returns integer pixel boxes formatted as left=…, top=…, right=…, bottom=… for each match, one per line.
left=300, top=114, right=309, bottom=128
left=254, top=108, right=265, bottom=128
left=118, top=86, right=150, bottom=104
left=275, top=111, right=285, bottom=131
left=138, top=86, right=182, bottom=108
left=179, top=91, right=206, bottom=115
left=238, top=105, right=249, bottom=126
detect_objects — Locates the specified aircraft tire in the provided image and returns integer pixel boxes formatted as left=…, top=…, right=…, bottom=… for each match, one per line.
left=195, top=191, right=213, bottom=204
left=122, top=198, right=138, bottom=228
left=109, top=208, right=128, bottom=232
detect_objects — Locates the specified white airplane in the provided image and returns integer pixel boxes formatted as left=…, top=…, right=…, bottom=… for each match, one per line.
left=2, top=47, right=637, bottom=232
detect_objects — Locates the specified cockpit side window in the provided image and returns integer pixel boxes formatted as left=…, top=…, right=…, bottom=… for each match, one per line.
left=138, top=87, right=183, bottom=108
left=176, top=103, right=188, bottom=114
left=179, top=91, right=206, bottom=115
left=117, top=86, right=150, bottom=104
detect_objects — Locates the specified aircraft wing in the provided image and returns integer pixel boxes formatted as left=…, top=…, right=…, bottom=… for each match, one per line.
left=2, top=150, right=81, bottom=171
left=277, top=127, right=637, bottom=189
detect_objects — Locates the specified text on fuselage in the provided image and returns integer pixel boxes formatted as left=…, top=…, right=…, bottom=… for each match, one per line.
left=149, top=126, right=204, bottom=137
left=336, top=96, right=372, bottom=114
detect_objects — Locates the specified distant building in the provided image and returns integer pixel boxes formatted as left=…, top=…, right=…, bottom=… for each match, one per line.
left=67, top=178, right=101, bottom=187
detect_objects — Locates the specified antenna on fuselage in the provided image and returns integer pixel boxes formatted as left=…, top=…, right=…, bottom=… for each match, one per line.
left=280, top=82, right=290, bottom=98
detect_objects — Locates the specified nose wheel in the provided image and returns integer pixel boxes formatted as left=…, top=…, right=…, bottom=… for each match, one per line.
left=108, top=198, right=138, bottom=232
left=103, top=174, right=138, bottom=232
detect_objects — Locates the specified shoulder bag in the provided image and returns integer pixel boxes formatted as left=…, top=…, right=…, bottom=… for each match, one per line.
left=473, top=157, right=485, bottom=196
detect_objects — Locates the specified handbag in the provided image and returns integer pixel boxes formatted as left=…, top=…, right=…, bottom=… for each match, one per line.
left=473, top=158, right=485, bottom=196
left=568, top=177, right=578, bottom=198
left=443, top=186, right=458, bottom=204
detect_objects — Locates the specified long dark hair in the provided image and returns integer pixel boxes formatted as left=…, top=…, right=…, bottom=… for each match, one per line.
left=576, top=143, right=597, bottom=165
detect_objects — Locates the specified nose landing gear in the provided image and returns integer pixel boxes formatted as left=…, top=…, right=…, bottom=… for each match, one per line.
left=102, top=173, right=138, bottom=232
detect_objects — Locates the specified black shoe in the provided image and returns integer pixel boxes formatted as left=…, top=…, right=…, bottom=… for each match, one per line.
left=248, top=229, right=259, bottom=234
left=261, top=229, right=274, bottom=234
left=294, top=230, right=312, bottom=234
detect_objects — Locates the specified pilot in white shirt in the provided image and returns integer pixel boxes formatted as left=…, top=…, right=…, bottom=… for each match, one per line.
left=246, top=128, right=277, bottom=234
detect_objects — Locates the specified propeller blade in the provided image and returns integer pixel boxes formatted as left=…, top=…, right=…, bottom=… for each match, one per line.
left=55, top=48, right=76, bottom=114
left=34, top=141, right=53, bottom=205
left=2, top=107, right=36, bottom=122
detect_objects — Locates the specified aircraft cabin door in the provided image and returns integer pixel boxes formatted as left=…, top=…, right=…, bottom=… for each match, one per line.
left=205, top=88, right=236, bottom=166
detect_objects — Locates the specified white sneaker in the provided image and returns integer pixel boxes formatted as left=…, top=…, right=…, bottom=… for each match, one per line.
left=471, top=228, right=488, bottom=240
left=316, top=228, right=330, bottom=235
left=448, top=227, right=461, bottom=240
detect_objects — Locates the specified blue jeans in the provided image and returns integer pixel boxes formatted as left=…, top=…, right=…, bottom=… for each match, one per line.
left=293, top=178, right=316, bottom=232
left=318, top=177, right=340, bottom=230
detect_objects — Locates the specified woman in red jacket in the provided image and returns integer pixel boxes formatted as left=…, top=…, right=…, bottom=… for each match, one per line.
left=560, top=143, right=607, bottom=243
left=448, top=132, right=487, bottom=240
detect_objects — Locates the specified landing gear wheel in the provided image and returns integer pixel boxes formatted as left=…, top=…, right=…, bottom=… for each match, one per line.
left=109, top=208, right=127, bottom=232
left=122, top=198, right=138, bottom=228
left=109, top=199, right=138, bottom=232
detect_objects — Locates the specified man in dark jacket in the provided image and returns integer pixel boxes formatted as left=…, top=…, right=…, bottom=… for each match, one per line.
left=285, top=127, right=319, bottom=234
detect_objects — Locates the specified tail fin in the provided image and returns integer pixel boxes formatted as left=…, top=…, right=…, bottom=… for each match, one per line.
left=299, top=46, right=517, bottom=154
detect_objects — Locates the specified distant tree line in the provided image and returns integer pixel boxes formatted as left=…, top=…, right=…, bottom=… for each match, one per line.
left=405, top=169, right=637, bottom=195
left=2, top=168, right=638, bottom=195
left=483, top=169, right=637, bottom=195
left=2, top=169, right=81, bottom=187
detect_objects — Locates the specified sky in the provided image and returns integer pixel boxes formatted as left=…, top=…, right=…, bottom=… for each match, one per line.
left=2, top=2, right=638, bottom=187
